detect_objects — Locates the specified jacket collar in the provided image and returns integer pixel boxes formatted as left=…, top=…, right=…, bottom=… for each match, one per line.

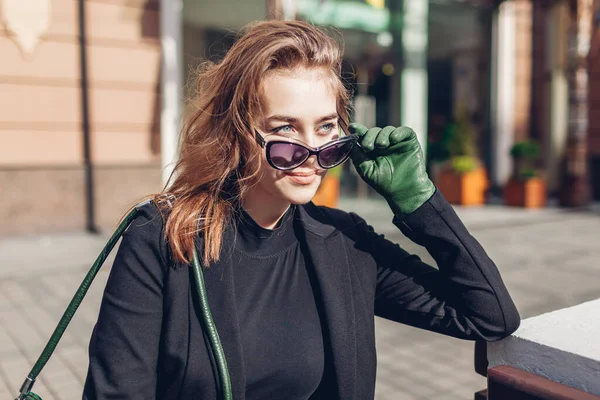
left=195, top=203, right=357, bottom=400
left=296, top=202, right=339, bottom=238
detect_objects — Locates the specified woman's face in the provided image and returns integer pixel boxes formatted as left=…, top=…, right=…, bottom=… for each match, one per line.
left=253, top=67, right=340, bottom=206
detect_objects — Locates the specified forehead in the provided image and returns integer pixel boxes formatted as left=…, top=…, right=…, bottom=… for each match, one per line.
left=260, top=68, right=337, bottom=118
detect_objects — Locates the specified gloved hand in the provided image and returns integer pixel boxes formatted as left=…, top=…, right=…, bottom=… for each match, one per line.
left=349, top=123, right=435, bottom=215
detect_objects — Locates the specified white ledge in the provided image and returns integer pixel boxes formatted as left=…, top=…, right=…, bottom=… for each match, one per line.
left=488, top=298, right=600, bottom=395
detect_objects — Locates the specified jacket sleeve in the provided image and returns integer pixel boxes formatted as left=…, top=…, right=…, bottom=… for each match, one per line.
left=355, top=190, right=520, bottom=341
left=83, top=204, right=168, bottom=399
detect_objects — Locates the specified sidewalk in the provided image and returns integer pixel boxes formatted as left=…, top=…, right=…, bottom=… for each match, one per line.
left=338, top=195, right=600, bottom=235
left=1, top=199, right=599, bottom=399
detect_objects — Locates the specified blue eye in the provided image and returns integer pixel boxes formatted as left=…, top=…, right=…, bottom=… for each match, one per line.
left=319, top=123, right=337, bottom=133
left=273, top=125, right=294, bottom=134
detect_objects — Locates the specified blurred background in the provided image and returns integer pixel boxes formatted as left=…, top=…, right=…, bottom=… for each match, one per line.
left=1, top=0, right=600, bottom=399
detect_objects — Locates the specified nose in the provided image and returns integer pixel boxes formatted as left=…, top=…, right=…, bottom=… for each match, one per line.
left=302, top=154, right=319, bottom=169
left=302, top=130, right=329, bottom=149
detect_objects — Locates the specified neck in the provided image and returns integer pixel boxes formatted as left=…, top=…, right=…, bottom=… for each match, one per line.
left=241, top=190, right=291, bottom=230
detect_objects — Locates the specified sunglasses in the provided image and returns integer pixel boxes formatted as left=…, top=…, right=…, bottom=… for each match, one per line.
left=255, top=130, right=359, bottom=171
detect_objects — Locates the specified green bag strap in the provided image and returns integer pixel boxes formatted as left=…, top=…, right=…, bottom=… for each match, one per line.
left=15, top=200, right=232, bottom=400
left=191, top=248, right=232, bottom=400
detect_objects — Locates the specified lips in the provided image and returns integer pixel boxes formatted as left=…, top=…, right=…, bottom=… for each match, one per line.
left=284, top=171, right=317, bottom=185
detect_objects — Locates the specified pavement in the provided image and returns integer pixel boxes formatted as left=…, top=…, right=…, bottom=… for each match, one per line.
left=1, top=197, right=600, bottom=400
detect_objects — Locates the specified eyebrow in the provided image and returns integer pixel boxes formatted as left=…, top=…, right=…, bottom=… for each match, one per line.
left=266, top=113, right=339, bottom=124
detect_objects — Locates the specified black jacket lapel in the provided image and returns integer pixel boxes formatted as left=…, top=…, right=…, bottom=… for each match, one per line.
left=297, top=205, right=357, bottom=400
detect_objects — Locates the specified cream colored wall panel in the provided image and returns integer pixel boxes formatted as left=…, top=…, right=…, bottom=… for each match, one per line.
left=0, top=0, right=79, bottom=39
left=45, top=0, right=79, bottom=38
left=88, top=44, right=159, bottom=85
left=0, top=38, right=78, bottom=81
left=0, top=38, right=158, bottom=86
left=86, top=1, right=159, bottom=43
left=0, top=84, right=80, bottom=123
left=92, top=130, right=159, bottom=164
left=90, top=87, right=158, bottom=125
left=0, top=83, right=158, bottom=127
left=3, top=0, right=160, bottom=43
left=0, top=130, right=81, bottom=165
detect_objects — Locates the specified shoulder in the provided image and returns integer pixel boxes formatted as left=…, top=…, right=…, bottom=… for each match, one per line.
left=301, top=202, right=368, bottom=234
left=126, top=200, right=167, bottom=237
left=121, top=200, right=171, bottom=268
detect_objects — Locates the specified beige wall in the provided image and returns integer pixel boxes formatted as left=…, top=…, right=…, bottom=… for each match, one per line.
left=0, top=0, right=162, bottom=235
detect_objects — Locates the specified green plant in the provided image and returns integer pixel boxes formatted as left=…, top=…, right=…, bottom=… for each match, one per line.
left=447, top=108, right=477, bottom=159
left=436, top=108, right=479, bottom=174
left=510, top=140, right=540, bottom=160
left=451, top=155, right=479, bottom=174
left=510, top=140, right=541, bottom=179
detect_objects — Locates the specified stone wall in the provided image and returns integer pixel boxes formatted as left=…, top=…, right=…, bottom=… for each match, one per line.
left=488, top=299, right=600, bottom=396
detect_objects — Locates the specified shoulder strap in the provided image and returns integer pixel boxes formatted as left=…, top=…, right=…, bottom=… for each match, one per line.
left=15, top=201, right=148, bottom=400
left=15, top=198, right=233, bottom=400
left=190, top=248, right=232, bottom=400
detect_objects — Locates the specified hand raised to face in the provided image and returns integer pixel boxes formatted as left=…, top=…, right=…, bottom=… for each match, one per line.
left=349, top=123, right=435, bottom=215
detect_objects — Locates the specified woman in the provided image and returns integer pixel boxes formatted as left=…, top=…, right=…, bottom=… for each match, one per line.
left=84, top=20, right=519, bottom=400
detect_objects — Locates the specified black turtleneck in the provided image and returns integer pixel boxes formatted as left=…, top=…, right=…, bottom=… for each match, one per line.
left=231, top=206, right=325, bottom=400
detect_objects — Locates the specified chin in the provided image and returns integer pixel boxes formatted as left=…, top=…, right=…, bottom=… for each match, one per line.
left=281, top=182, right=321, bottom=205
left=288, top=190, right=320, bottom=205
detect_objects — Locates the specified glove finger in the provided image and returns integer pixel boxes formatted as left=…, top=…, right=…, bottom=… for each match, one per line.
left=360, top=127, right=381, bottom=151
left=389, top=126, right=416, bottom=145
left=375, top=126, right=395, bottom=149
left=348, top=122, right=368, bottom=137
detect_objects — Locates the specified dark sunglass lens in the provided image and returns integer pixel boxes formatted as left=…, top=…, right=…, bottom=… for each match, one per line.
left=268, top=143, right=310, bottom=169
left=319, top=141, right=355, bottom=168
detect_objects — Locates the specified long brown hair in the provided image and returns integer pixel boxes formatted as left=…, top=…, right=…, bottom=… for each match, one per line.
left=157, top=20, right=351, bottom=266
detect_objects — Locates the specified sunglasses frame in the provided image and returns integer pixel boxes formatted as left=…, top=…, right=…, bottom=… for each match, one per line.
left=254, top=130, right=359, bottom=171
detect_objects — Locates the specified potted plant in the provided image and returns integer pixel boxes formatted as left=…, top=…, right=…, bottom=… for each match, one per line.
left=435, top=109, right=488, bottom=206
left=312, top=164, right=342, bottom=208
left=503, top=140, right=546, bottom=208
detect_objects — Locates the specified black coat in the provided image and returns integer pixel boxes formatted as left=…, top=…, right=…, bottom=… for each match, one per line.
left=83, top=190, right=520, bottom=400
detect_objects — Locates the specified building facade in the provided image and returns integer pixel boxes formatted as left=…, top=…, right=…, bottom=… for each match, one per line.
left=1, top=0, right=598, bottom=236
left=0, top=0, right=162, bottom=235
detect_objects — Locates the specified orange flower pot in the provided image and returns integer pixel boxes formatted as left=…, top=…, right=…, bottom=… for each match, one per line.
left=312, top=174, right=340, bottom=208
left=437, top=167, right=488, bottom=206
left=503, top=177, right=546, bottom=208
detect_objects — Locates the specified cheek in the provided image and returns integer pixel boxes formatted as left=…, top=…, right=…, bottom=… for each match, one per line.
left=258, top=160, right=284, bottom=186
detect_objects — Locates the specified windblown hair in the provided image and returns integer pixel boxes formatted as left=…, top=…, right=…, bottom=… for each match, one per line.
left=156, top=20, right=352, bottom=266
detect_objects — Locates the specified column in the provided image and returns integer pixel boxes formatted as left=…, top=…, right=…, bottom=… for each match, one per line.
left=266, top=0, right=296, bottom=20
left=559, top=0, right=593, bottom=206
left=490, top=0, right=533, bottom=189
left=545, top=1, right=570, bottom=193
left=160, top=0, right=183, bottom=186
left=490, top=1, right=516, bottom=188
left=588, top=1, right=600, bottom=200
left=389, top=0, right=429, bottom=154
left=401, top=0, right=428, bottom=151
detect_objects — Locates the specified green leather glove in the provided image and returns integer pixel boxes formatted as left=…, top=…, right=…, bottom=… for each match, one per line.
left=349, top=123, right=436, bottom=216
